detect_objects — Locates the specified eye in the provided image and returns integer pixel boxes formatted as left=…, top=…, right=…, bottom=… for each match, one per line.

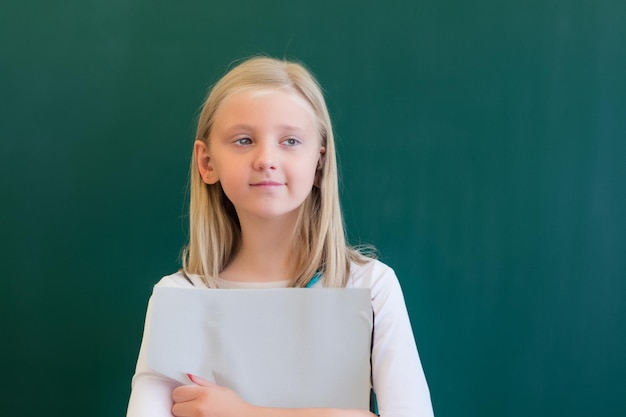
left=234, top=137, right=253, bottom=146
left=282, top=137, right=301, bottom=146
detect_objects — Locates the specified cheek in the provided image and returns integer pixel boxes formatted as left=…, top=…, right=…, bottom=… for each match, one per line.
left=213, top=164, right=244, bottom=194
left=293, top=159, right=319, bottom=188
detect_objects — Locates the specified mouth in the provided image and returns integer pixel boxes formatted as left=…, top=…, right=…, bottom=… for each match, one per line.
left=250, top=181, right=284, bottom=187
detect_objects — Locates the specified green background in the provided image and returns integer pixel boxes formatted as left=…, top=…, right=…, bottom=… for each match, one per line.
left=1, top=1, right=624, bottom=416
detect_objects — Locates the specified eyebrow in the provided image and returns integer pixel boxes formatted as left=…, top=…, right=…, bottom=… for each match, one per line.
left=223, top=124, right=308, bottom=135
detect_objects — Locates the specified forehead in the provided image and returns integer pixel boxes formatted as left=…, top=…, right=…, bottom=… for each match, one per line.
left=213, top=87, right=318, bottom=129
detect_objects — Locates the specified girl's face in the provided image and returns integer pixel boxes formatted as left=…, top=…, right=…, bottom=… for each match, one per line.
left=196, top=88, right=325, bottom=223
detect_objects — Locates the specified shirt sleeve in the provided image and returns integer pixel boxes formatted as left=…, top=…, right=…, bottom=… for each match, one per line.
left=358, top=261, right=435, bottom=417
left=126, top=296, right=180, bottom=417
left=126, top=275, right=195, bottom=417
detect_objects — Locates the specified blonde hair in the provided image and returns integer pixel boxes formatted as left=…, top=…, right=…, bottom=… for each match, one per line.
left=182, top=56, right=370, bottom=288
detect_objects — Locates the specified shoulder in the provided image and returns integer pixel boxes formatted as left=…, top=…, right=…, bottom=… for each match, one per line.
left=154, top=270, right=208, bottom=289
left=347, top=259, right=404, bottom=301
left=347, top=258, right=399, bottom=290
left=346, top=258, right=410, bottom=317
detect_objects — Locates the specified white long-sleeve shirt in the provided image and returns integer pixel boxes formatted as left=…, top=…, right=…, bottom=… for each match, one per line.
left=127, top=259, right=434, bottom=417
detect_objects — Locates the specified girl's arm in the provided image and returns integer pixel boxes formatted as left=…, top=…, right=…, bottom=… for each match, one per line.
left=127, top=297, right=180, bottom=417
left=365, top=262, right=434, bottom=416
left=172, top=374, right=375, bottom=417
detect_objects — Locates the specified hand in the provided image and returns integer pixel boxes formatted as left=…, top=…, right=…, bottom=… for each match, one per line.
left=171, top=374, right=254, bottom=417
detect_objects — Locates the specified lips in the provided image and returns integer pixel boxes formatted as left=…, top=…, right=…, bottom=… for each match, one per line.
left=250, top=180, right=284, bottom=187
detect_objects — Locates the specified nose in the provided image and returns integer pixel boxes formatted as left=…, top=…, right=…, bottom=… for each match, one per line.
left=253, top=143, right=276, bottom=170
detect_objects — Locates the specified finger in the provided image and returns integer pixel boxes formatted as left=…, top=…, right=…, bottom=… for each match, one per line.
left=172, top=385, right=202, bottom=403
left=171, top=400, right=199, bottom=417
left=187, top=373, right=214, bottom=387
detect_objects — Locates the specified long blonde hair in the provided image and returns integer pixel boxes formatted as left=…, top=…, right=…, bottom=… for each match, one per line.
left=182, top=56, right=369, bottom=288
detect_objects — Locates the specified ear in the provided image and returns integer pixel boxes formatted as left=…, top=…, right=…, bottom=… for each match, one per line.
left=195, top=140, right=219, bottom=184
left=317, top=146, right=326, bottom=169
left=314, top=146, right=326, bottom=188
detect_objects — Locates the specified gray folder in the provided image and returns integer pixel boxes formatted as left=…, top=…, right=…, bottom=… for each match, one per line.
left=147, top=287, right=373, bottom=409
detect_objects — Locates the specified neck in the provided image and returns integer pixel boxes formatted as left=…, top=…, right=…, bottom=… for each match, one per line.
left=220, top=214, right=299, bottom=282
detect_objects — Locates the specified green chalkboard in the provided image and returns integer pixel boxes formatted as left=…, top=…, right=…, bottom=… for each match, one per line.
left=1, top=1, right=625, bottom=416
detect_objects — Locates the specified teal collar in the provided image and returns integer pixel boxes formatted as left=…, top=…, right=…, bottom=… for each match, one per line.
left=306, top=271, right=322, bottom=288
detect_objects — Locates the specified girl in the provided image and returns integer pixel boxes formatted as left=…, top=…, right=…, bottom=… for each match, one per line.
left=127, top=57, right=434, bottom=417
